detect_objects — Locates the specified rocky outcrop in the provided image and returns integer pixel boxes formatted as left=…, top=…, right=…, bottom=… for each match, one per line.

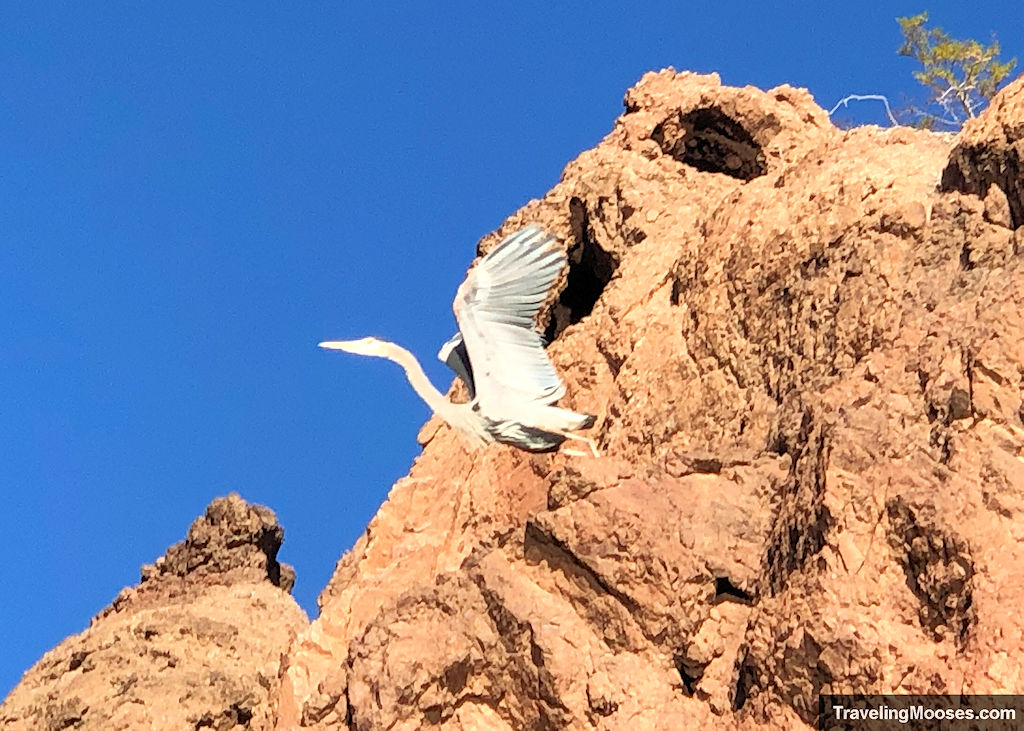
left=279, top=70, right=1024, bottom=729
left=0, top=495, right=307, bottom=731
left=5, top=69, right=1024, bottom=730
left=942, top=76, right=1024, bottom=229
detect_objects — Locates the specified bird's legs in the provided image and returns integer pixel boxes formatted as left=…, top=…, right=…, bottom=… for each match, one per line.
left=560, top=430, right=601, bottom=458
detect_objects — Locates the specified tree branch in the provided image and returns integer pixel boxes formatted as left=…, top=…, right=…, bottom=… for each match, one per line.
left=828, top=94, right=900, bottom=126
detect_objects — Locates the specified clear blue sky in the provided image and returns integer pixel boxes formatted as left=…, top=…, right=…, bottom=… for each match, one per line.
left=2, top=2, right=1020, bottom=696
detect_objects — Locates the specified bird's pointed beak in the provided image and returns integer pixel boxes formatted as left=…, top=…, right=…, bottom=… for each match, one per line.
left=318, top=340, right=353, bottom=352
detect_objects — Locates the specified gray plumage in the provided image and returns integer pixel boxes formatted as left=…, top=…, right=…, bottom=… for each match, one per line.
left=437, top=332, right=475, bottom=399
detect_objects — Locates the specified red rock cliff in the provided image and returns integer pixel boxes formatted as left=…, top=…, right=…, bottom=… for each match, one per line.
left=0, top=495, right=307, bottom=730
left=4, top=69, right=1024, bottom=730
left=279, top=70, right=1024, bottom=730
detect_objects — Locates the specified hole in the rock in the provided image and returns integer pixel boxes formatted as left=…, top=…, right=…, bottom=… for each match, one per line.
left=940, top=156, right=1023, bottom=229
left=959, top=242, right=974, bottom=270
left=545, top=197, right=619, bottom=340
left=561, top=241, right=616, bottom=322
left=732, top=657, right=754, bottom=711
left=234, top=706, right=253, bottom=725
left=674, top=655, right=705, bottom=696
left=714, top=576, right=754, bottom=605
left=670, top=277, right=684, bottom=306
left=652, top=106, right=767, bottom=181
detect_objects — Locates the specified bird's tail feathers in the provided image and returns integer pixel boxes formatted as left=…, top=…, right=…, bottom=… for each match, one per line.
left=532, top=405, right=596, bottom=433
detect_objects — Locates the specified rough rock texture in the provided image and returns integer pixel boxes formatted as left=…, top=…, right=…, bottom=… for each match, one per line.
left=0, top=494, right=308, bottom=731
left=942, top=76, right=1024, bottom=229
left=278, top=70, right=1024, bottom=729
left=6, top=69, right=1024, bottom=730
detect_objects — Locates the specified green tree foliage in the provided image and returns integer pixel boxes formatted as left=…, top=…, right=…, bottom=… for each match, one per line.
left=897, top=12, right=1016, bottom=127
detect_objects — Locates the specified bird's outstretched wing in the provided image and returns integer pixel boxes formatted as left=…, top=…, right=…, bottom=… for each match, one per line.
left=453, top=224, right=566, bottom=414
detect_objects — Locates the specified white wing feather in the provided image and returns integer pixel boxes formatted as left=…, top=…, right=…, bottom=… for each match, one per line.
left=454, top=225, right=566, bottom=415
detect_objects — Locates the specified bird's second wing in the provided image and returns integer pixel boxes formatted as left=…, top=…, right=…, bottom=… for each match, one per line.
left=453, top=224, right=567, bottom=413
left=437, top=332, right=476, bottom=399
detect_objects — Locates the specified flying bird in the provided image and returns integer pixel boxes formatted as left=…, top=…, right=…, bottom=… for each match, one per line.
left=319, top=224, right=598, bottom=455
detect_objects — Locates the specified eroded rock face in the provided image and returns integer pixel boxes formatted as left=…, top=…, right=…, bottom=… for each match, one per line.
left=0, top=494, right=307, bottom=731
left=279, top=70, right=1024, bottom=730
left=942, top=76, right=1024, bottom=229
left=6, top=69, right=1024, bottom=730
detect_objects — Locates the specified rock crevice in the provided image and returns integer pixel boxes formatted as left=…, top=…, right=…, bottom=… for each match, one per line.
left=6, top=70, right=1024, bottom=731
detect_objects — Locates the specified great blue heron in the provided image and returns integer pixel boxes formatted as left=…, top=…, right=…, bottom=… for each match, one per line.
left=319, top=224, right=598, bottom=455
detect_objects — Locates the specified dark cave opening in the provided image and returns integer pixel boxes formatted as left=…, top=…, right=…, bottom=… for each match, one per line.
left=714, top=576, right=754, bottom=605
left=674, top=655, right=705, bottom=697
left=652, top=106, right=767, bottom=181
left=545, top=197, right=619, bottom=340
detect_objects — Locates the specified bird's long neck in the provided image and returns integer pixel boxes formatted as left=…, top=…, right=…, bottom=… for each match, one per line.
left=381, top=341, right=451, bottom=416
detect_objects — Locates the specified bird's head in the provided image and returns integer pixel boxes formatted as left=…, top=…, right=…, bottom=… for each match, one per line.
left=318, top=337, right=390, bottom=358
